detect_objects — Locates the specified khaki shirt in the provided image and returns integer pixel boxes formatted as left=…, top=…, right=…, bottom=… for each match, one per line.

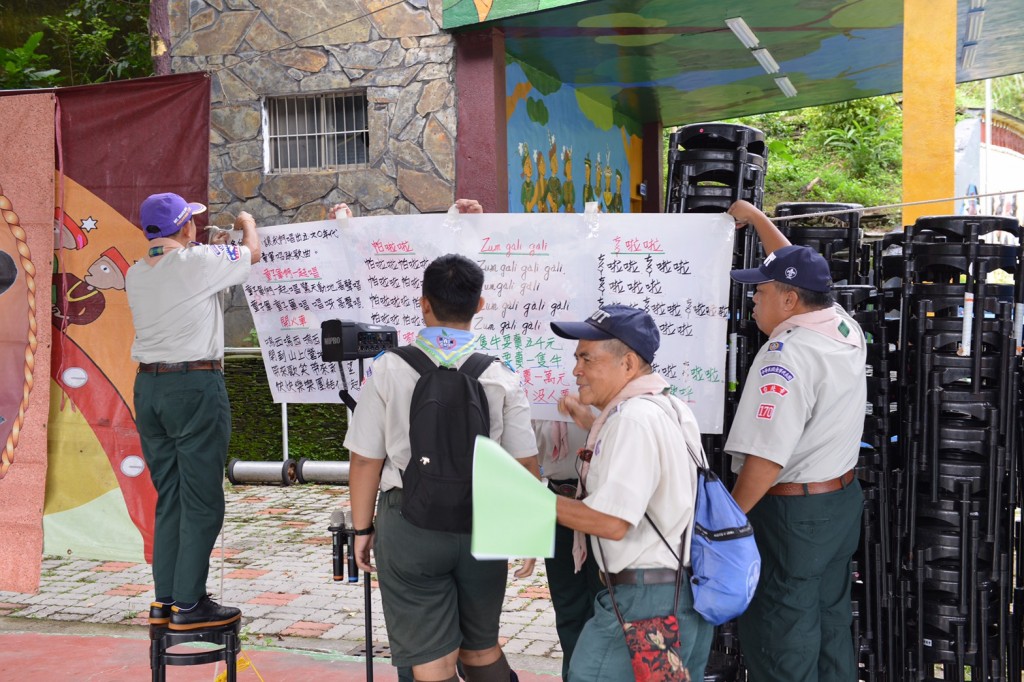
left=584, top=394, right=700, bottom=573
left=343, top=349, right=538, bottom=491
left=726, top=304, right=867, bottom=483
left=127, top=244, right=252, bottom=363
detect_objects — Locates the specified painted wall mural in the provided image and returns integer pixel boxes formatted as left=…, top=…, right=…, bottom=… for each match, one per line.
left=506, top=60, right=640, bottom=214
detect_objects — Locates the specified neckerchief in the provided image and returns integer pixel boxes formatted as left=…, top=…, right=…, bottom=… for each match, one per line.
left=770, top=305, right=863, bottom=349
left=414, top=327, right=480, bottom=366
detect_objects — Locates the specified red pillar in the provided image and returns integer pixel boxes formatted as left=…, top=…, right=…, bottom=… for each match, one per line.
left=641, top=120, right=662, bottom=213
left=454, top=29, right=508, bottom=213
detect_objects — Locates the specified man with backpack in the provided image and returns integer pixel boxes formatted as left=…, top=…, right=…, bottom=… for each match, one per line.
left=724, top=200, right=866, bottom=681
left=344, top=253, right=540, bottom=682
left=549, top=304, right=714, bottom=680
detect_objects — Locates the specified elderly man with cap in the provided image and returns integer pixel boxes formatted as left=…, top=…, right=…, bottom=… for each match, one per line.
left=549, top=304, right=713, bottom=681
left=724, top=200, right=866, bottom=681
left=126, top=193, right=261, bottom=631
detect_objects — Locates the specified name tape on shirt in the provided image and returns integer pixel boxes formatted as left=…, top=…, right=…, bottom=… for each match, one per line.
left=759, top=383, right=789, bottom=397
left=756, top=403, right=775, bottom=420
left=759, top=364, right=794, bottom=381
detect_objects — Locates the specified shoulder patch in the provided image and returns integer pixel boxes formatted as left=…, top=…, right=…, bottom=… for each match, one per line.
left=767, top=341, right=784, bottom=353
left=209, top=244, right=241, bottom=261
left=759, top=364, right=795, bottom=381
left=838, top=320, right=850, bottom=337
left=756, top=403, right=775, bottom=420
left=759, top=383, right=789, bottom=397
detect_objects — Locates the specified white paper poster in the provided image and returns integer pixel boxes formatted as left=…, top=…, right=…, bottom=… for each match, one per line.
left=243, top=212, right=734, bottom=433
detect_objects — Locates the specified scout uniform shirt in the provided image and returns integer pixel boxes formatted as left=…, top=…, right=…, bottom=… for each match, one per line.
left=725, top=303, right=867, bottom=483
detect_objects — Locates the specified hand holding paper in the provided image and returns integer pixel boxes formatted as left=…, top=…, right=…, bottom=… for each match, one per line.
left=472, top=436, right=556, bottom=560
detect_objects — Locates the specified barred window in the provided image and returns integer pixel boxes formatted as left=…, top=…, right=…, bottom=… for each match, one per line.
left=265, top=92, right=369, bottom=173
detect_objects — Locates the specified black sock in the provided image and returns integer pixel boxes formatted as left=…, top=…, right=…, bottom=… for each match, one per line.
left=174, top=600, right=198, bottom=611
left=462, top=653, right=512, bottom=682
left=155, top=596, right=173, bottom=605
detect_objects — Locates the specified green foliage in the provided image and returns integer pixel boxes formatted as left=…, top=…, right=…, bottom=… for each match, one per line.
left=225, top=355, right=350, bottom=464
left=957, top=74, right=1024, bottom=120
left=526, top=97, right=549, bottom=126
left=0, top=31, right=60, bottom=88
left=41, top=0, right=151, bottom=85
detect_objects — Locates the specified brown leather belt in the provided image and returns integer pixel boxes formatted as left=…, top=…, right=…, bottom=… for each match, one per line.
left=767, top=469, right=856, bottom=496
left=137, top=360, right=223, bottom=374
left=603, top=568, right=679, bottom=586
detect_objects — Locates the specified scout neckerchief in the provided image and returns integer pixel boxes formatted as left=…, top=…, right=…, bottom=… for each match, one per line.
left=414, top=327, right=480, bottom=367
left=770, top=305, right=863, bottom=349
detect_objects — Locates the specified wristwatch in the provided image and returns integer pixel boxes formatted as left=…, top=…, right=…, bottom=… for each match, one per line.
left=353, top=524, right=375, bottom=536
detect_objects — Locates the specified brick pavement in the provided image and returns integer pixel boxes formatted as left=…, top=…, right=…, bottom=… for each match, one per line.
left=0, top=483, right=562, bottom=676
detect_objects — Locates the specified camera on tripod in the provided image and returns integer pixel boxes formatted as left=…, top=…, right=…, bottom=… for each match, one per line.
left=321, top=319, right=398, bottom=362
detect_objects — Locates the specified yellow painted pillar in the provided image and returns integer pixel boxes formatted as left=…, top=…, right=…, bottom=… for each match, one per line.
left=902, top=0, right=957, bottom=226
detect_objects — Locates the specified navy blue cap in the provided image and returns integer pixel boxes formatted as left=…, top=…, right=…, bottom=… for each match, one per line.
left=550, top=304, right=660, bottom=364
left=730, top=245, right=832, bottom=293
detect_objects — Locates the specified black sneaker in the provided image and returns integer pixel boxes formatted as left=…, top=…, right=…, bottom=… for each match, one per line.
left=168, top=595, right=241, bottom=631
left=148, top=601, right=173, bottom=626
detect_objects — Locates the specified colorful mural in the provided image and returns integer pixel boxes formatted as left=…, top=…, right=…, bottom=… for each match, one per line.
left=507, top=60, right=640, bottom=213
left=443, top=0, right=584, bottom=27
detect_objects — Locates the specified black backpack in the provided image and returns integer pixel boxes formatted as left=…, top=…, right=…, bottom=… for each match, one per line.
left=388, top=345, right=497, bottom=534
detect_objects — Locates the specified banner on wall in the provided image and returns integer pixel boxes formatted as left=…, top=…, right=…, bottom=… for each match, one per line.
left=29, top=73, right=209, bottom=563
left=244, top=213, right=734, bottom=434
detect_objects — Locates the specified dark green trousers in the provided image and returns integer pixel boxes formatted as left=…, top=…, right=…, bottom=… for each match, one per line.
left=134, top=369, right=231, bottom=603
left=739, top=479, right=863, bottom=682
left=545, top=521, right=602, bottom=680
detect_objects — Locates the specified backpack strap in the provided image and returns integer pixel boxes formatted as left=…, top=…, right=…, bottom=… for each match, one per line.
left=458, top=352, right=498, bottom=379
left=388, top=345, right=436, bottom=376
left=636, top=394, right=709, bottom=470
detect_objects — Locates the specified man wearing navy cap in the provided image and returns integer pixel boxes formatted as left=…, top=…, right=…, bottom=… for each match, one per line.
left=724, top=200, right=866, bottom=681
left=127, top=193, right=261, bottom=631
left=549, top=305, right=713, bottom=681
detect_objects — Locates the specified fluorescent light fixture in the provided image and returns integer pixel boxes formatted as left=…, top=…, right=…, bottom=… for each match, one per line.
left=966, top=9, right=985, bottom=42
left=774, top=76, right=798, bottom=98
left=961, top=42, right=978, bottom=69
left=751, top=48, right=780, bottom=74
left=726, top=17, right=760, bottom=49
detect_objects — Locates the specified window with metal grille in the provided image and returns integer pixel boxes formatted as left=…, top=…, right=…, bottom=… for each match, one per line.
left=265, top=92, right=369, bottom=172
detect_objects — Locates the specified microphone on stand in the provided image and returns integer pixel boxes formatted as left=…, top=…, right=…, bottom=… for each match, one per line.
left=329, top=509, right=346, bottom=582
left=343, top=510, right=359, bottom=583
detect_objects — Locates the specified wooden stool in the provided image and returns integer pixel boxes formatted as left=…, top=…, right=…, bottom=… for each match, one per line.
left=149, top=620, right=241, bottom=682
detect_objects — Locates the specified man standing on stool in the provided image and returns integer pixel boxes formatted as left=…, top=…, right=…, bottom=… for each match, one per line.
left=127, top=192, right=261, bottom=631
left=725, top=200, right=866, bottom=681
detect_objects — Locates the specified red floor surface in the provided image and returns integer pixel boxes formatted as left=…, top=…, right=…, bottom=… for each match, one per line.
left=0, top=632, right=557, bottom=681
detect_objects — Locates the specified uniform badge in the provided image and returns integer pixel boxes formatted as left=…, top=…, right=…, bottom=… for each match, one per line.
left=759, top=364, right=795, bottom=381
left=838, top=320, right=850, bottom=337
left=760, top=383, right=789, bottom=397
left=756, top=403, right=775, bottom=420
left=767, top=341, right=784, bottom=353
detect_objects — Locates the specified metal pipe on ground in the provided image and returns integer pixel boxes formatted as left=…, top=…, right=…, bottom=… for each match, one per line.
left=227, top=458, right=297, bottom=486
left=296, top=458, right=350, bottom=484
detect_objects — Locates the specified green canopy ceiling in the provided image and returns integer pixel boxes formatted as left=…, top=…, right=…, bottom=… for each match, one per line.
left=443, top=0, right=1024, bottom=126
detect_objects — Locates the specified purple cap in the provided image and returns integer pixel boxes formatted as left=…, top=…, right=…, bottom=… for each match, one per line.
left=730, top=245, right=832, bottom=293
left=138, top=193, right=206, bottom=240
left=550, top=304, right=660, bottom=364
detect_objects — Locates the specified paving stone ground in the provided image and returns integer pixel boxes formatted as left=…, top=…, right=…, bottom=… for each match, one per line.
left=0, top=482, right=562, bottom=677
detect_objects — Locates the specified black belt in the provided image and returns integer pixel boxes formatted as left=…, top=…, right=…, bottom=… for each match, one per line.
left=137, top=360, right=222, bottom=374
left=603, top=568, right=679, bottom=586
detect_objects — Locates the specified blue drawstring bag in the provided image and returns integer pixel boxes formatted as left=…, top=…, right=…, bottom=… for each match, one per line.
left=641, top=396, right=761, bottom=625
left=687, top=465, right=761, bottom=625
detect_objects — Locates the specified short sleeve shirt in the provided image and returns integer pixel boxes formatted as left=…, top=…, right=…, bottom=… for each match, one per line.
left=343, top=347, right=538, bottom=491
left=127, top=243, right=252, bottom=362
left=583, top=394, right=700, bottom=573
left=725, top=304, right=867, bottom=483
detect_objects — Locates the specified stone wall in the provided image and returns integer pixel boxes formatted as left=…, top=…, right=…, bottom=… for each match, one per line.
left=168, top=0, right=456, bottom=225
left=168, top=0, right=457, bottom=343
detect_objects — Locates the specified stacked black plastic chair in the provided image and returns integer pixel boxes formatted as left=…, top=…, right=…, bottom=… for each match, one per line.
left=664, top=123, right=766, bottom=214
left=664, top=123, right=768, bottom=681
left=892, top=215, right=1022, bottom=682
left=776, top=202, right=865, bottom=284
